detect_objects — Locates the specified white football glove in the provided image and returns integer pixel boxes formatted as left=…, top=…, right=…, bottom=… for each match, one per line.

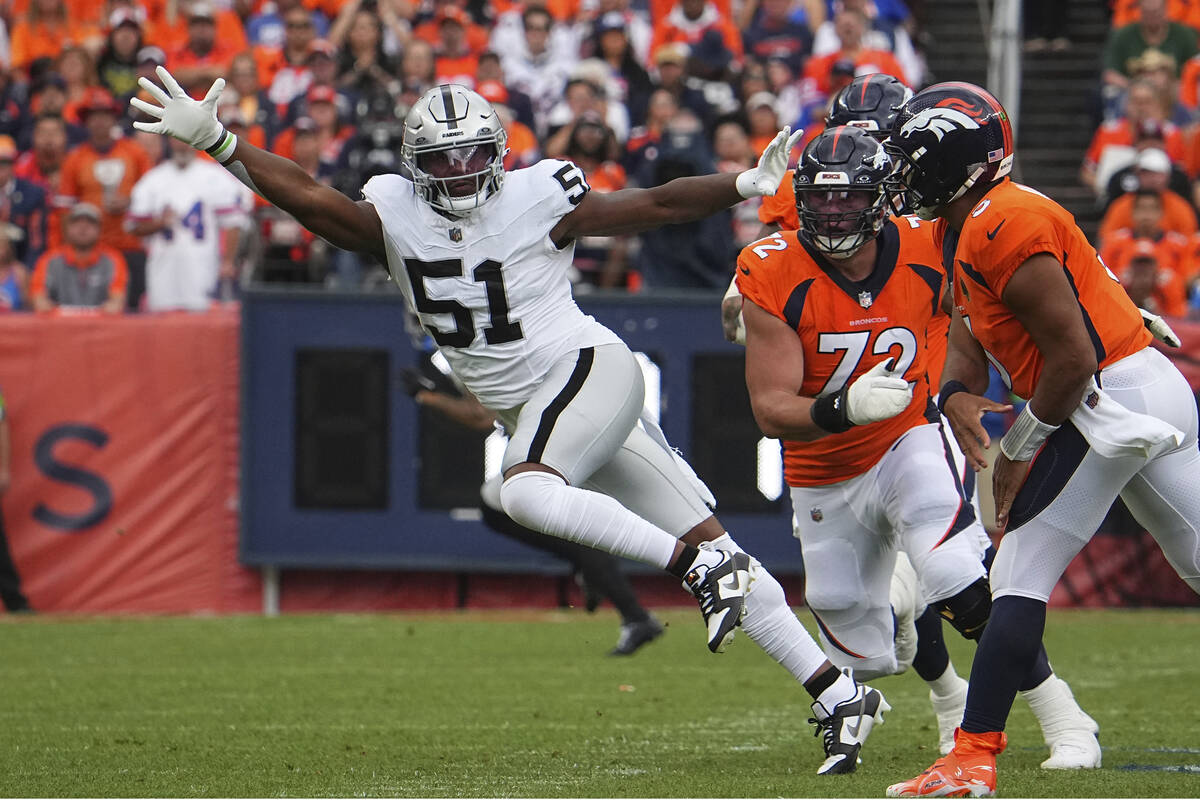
left=1139, top=306, right=1181, bottom=348
left=735, top=125, right=805, bottom=198
left=846, top=359, right=913, bottom=425
left=130, top=66, right=226, bottom=150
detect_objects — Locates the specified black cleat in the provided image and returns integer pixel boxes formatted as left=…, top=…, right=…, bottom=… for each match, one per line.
left=610, top=616, right=665, bottom=656
left=682, top=545, right=754, bottom=653
left=809, top=675, right=891, bottom=775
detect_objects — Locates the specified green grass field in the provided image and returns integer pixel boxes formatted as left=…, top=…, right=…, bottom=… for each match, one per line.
left=1, top=607, right=1196, bottom=797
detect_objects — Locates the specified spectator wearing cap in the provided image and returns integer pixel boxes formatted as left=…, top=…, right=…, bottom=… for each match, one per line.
left=476, top=80, right=540, bottom=171
left=649, top=0, right=743, bottom=73
left=589, top=12, right=654, bottom=126
left=744, top=91, right=782, bottom=157
left=649, top=42, right=715, bottom=129
left=1100, top=147, right=1198, bottom=244
left=167, top=2, right=241, bottom=91
left=30, top=203, right=126, bottom=313
left=283, top=40, right=346, bottom=126
left=501, top=6, right=577, bottom=137
left=1100, top=188, right=1191, bottom=317
left=275, top=85, right=354, bottom=169
left=432, top=7, right=481, bottom=85
left=57, top=46, right=101, bottom=126
left=245, top=0, right=327, bottom=51
left=1127, top=48, right=1192, bottom=127
left=260, top=6, right=322, bottom=115
left=1104, top=0, right=1197, bottom=92
left=1082, top=78, right=1185, bottom=191
left=801, top=8, right=907, bottom=95
left=414, top=1, right=490, bottom=55
left=811, top=0, right=922, bottom=86
left=330, top=2, right=400, bottom=103
left=57, top=87, right=151, bottom=307
left=11, top=0, right=102, bottom=72
left=742, top=0, right=814, bottom=74
left=0, top=135, right=47, bottom=267
left=144, top=0, right=248, bottom=56
left=587, top=0, right=653, bottom=64
left=97, top=8, right=144, bottom=100
left=1105, top=135, right=1191, bottom=207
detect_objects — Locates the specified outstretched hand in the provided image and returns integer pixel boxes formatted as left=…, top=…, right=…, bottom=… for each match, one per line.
left=735, top=125, right=805, bottom=198
left=130, top=66, right=226, bottom=151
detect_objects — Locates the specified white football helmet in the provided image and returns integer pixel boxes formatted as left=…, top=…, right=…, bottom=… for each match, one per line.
left=401, top=84, right=508, bottom=215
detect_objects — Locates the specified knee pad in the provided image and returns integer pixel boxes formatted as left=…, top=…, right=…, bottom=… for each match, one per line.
left=933, top=576, right=992, bottom=641
left=499, top=471, right=565, bottom=532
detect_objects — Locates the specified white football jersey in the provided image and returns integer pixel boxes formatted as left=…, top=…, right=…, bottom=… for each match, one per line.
left=363, top=159, right=622, bottom=409
left=129, top=158, right=250, bottom=310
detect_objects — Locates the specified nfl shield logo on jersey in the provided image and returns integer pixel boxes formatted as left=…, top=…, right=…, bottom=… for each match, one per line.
left=449, top=227, right=463, bottom=242
left=857, top=290, right=873, bottom=308
left=810, top=507, right=823, bottom=522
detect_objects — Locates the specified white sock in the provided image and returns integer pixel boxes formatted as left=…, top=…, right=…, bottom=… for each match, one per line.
left=928, top=662, right=966, bottom=697
left=500, top=471, right=679, bottom=569
left=815, top=670, right=859, bottom=713
left=1021, top=674, right=1096, bottom=741
left=710, top=532, right=831, bottom=687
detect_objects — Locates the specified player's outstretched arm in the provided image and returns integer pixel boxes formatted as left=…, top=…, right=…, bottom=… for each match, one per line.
left=131, top=67, right=385, bottom=260
left=550, top=127, right=804, bottom=245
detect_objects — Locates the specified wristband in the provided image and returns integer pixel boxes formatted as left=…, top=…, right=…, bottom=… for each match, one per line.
left=204, top=127, right=238, bottom=164
left=1000, top=404, right=1059, bottom=461
left=734, top=168, right=760, bottom=199
left=810, top=388, right=854, bottom=434
left=937, top=380, right=970, bottom=417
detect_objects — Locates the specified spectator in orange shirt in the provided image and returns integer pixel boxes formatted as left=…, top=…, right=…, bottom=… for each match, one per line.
left=433, top=8, right=481, bottom=85
left=168, top=2, right=241, bottom=92
left=57, top=88, right=151, bottom=309
left=257, top=5, right=321, bottom=114
left=801, top=9, right=907, bottom=95
left=1099, top=147, right=1198, bottom=245
left=143, top=0, right=248, bottom=56
left=1101, top=190, right=1192, bottom=316
left=30, top=203, right=127, bottom=313
left=11, top=0, right=102, bottom=73
left=58, top=46, right=100, bottom=126
left=415, top=1, right=491, bottom=55
left=649, top=0, right=743, bottom=70
left=476, top=80, right=541, bottom=170
left=14, top=114, right=68, bottom=196
left=1082, top=78, right=1185, bottom=190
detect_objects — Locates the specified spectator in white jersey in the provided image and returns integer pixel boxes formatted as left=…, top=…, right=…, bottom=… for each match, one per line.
left=128, top=138, right=249, bottom=311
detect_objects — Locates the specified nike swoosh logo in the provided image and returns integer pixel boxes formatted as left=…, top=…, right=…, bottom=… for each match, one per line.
left=739, top=265, right=750, bottom=275
left=986, top=220, right=1006, bottom=240
left=844, top=717, right=862, bottom=738
left=719, top=572, right=741, bottom=593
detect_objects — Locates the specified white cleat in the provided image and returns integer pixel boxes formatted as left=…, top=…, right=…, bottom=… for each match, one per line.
left=930, top=675, right=969, bottom=756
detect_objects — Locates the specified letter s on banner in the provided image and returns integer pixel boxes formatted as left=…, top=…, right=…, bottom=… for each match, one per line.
left=33, top=424, right=113, bottom=531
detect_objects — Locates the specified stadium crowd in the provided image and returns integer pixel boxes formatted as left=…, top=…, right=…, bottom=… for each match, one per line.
left=5, top=0, right=1200, bottom=317
left=0, top=0, right=927, bottom=311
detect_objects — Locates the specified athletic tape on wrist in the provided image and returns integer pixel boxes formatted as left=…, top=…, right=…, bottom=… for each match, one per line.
left=204, top=128, right=238, bottom=164
left=937, top=380, right=970, bottom=417
left=810, top=388, right=854, bottom=434
left=1000, top=404, right=1058, bottom=462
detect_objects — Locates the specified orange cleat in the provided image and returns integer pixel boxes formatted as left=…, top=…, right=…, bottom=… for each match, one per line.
left=886, top=729, right=1007, bottom=797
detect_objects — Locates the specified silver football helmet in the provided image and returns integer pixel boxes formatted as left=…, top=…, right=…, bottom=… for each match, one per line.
left=401, top=84, right=508, bottom=215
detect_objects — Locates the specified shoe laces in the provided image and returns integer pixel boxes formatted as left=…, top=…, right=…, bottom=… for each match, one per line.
left=808, top=714, right=836, bottom=756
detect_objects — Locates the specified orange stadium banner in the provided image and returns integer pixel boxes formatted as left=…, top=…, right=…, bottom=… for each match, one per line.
left=0, top=311, right=260, bottom=614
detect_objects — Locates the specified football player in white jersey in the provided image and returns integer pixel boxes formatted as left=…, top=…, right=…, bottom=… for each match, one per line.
left=133, top=68, right=896, bottom=775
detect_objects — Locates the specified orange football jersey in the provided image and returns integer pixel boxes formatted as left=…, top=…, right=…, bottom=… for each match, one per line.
left=756, top=174, right=951, bottom=387
left=940, top=179, right=1152, bottom=400
left=737, top=219, right=945, bottom=486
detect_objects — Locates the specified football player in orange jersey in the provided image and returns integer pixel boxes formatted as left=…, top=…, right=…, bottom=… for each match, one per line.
left=885, top=82, right=1200, bottom=798
left=730, top=78, right=1103, bottom=767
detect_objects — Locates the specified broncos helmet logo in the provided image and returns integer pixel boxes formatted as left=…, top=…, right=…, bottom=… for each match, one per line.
left=899, top=107, right=980, bottom=142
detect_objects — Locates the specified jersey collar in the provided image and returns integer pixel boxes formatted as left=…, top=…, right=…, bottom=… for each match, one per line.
left=799, top=217, right=900, bottom=305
